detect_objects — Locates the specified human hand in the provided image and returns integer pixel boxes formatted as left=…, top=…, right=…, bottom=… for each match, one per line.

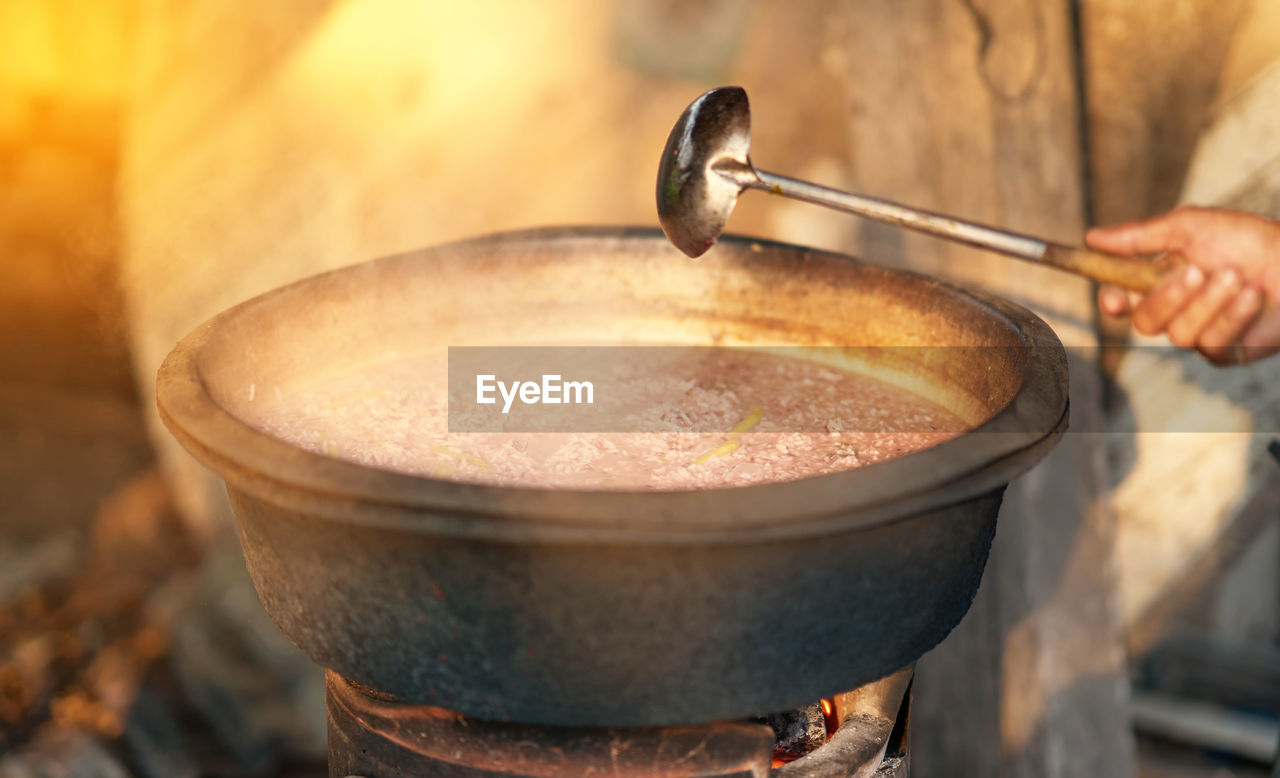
left=1087, top=206, right=1280, bottom=366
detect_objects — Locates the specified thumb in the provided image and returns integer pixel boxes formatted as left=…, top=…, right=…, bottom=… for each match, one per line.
left=1086, top=210, right=1188, bottom=256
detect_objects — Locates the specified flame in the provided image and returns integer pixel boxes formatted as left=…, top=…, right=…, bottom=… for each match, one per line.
left=821, top=697, right=839, bottom=738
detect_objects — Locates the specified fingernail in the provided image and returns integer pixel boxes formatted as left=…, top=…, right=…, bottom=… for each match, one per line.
left=1234, top=286, right=1262, bottom=313
left=1098, top=289, right=1119, bottom=314
left=1212, top=268, right=1240, bottom=290
left=1183, top=265, right=1205, bottom=287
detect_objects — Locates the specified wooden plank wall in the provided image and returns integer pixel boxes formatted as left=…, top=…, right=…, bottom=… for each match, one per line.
left=1081, top=0, right=1254, bottom=227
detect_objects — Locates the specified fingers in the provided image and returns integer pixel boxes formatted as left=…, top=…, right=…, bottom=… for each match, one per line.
left=1131, top=264, right=1205, bottom=335
left=1239, top=264, right=1280, bottom=362
left=1085, top=208, right=1199, bottom=256
left=1166, top=268, right=1243, bottom=347
left=1097, top=284, right=1130, bottom=316
left=1197, top=285, right=1263, bottom=364
left=1125, top=266, right=1269, bottom=364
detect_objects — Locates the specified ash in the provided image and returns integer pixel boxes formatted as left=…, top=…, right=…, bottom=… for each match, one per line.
left=0, top=471, right=326, bottom=778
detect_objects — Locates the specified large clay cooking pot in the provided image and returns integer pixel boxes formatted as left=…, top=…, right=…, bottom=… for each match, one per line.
left=156, top=226, right=1067, bottom=726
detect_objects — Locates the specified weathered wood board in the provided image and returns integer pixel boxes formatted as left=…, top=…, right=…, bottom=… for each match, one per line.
left=831, top=3, right=1133, bottom=776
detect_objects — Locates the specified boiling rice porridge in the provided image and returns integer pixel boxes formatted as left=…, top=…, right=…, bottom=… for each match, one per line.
left=243, top=349, right=967, bottom=490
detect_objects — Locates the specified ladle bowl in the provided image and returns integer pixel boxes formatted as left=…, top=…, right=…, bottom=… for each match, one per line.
left=156, top=226, right=1067, bottom=727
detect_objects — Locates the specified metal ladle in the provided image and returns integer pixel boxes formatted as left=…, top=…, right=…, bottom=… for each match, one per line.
left=656, top=86, right=1166, bottom=291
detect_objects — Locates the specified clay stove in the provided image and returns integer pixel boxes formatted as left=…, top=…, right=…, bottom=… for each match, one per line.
left=328, top=668, right=912, bottom=777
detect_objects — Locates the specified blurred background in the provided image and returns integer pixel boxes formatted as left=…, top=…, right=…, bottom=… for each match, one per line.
left=0, top=1, right=1277, bottom=776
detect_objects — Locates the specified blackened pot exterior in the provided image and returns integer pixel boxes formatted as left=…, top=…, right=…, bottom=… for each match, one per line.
left=228, top=484, right=1001, bottom=726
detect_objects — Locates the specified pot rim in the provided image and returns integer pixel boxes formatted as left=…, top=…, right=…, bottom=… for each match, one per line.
left=156, top=225, right=1068, bottom=544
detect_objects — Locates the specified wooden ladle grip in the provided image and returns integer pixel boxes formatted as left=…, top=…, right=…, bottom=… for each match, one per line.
left=1041, top=244, right=1169, bottom=292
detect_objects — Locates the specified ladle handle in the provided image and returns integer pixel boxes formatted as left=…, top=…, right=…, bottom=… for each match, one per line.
left=747, top=170, right=1173, bottom=291
left=1040, top=244, right=1169, bottom=292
